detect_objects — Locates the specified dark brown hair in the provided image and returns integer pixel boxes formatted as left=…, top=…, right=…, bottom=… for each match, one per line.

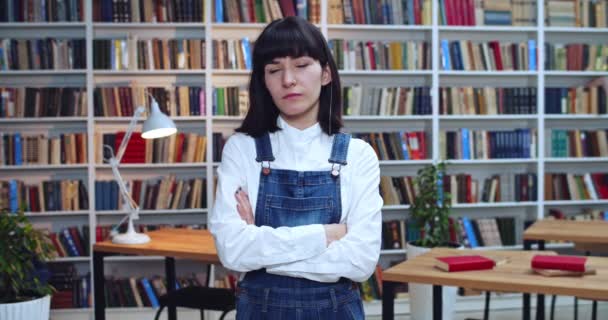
left=236, top=16, right=342, bottom=137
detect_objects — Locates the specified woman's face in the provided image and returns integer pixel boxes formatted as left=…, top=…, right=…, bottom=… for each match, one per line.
left=264, top=56, right=331, bottom=128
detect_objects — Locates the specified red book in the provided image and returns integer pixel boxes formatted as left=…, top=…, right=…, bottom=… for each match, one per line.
left=531, top=255, right=588, bottom=272
left=489, top=41, right=503, bottom=70
left=435, top=255, right=495, bottom=272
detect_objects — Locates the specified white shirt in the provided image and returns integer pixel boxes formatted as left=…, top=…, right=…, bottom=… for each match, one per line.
left=209, top=116, right=383, bottom=283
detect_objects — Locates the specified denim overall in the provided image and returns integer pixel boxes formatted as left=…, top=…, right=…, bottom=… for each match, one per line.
left=235, top=132, right=364, bottom=320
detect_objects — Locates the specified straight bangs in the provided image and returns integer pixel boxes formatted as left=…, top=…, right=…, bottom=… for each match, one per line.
left=253, top=20, right=327, bottom=69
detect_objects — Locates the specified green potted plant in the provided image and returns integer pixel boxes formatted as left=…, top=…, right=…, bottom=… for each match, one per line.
left=406, top=162, right=460, bottom=320
left=0, top=211, right=55, bottom=320
left=409, top=161, right=453, bottom=248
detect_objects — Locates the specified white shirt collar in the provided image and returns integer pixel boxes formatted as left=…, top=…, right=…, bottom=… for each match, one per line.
left=277, top=115, right=322, bottom=143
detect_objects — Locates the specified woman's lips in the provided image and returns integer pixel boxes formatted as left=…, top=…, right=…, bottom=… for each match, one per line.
left=283, top=93, right=302, bottom=99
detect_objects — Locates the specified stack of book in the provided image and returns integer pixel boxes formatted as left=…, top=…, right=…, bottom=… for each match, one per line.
left=532, top=255, right=596, bottom=276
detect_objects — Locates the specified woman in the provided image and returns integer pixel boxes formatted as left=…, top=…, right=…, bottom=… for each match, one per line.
left=209, top=16, right=383, bottom=319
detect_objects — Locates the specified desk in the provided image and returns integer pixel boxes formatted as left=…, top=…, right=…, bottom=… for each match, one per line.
left=381, top=248, right=608, bottom=320
left=93, top=228, right=219, bottom=320
left=523, top=220, right=608, bottom=246
left=523, top=219, right=608, bottom=319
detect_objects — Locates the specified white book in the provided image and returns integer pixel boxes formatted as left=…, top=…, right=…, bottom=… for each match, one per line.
left=583, top=173, right=598, bottom=200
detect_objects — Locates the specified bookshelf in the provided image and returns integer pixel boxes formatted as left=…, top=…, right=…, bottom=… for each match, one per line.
left=1, top=0, right=607, bottom=318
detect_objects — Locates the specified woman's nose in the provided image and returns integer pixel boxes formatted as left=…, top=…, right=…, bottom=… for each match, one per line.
left=282, top=69, right=296, bottom=87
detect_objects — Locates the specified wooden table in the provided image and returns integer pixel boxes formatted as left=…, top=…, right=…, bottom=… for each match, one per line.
left=381, top=248, right=608, bottom=320
left=93, top=228, right=219, bottom=320
left=523, top=220, right=608, bottom=246
left=523, top=219, right=608, bottom=320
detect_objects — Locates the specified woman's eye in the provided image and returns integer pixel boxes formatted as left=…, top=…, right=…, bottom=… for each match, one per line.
left=267, top=69, right=280, bottom=74
left=297, top=63, right=309, bottom=68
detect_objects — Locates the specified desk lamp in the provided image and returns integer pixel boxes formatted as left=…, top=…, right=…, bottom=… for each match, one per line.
left=107, top=96, right=177, bottom=244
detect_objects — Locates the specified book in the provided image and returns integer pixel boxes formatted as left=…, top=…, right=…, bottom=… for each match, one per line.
left=531, top=255, right=589, bottom=272
left=533, top=268, right=596, bottom=277
left=435, top=255, right=495, bottom=272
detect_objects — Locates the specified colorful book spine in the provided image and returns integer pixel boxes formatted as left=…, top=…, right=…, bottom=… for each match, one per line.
left=140, top=278, right=159, bottom=308
left=441, top=39, right=451, bottom=70
left=528, top=40, right=536, bottom=70
left=215, top=0, right=223, bottom=23
left=461, top=217, right=479, bottom=248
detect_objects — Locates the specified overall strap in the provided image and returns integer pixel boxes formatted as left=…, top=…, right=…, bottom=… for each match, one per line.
left=254, top=132, right=275, bottom=162
left=328, top=133, right=351, bottom=165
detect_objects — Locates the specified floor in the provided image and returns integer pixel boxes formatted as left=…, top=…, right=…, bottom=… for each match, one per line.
left=367, top=303, right=608, bottom=320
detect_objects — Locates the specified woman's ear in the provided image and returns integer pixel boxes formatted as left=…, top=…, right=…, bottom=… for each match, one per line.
left=321, top=65, right=332, bottom=85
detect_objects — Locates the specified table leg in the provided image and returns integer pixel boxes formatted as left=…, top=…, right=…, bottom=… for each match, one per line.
left=93, top=251, right=106, bottom=320
left=382, top=281, right=396, bottom=320
left=537, top=294, right=545, bottom=320
left=484, top=291, right=491, bottom=320
left=536, top=240, right=545, bottom=320
left=523, top=240, right=532, bottom=320
left=433, top=285, right=442, bottom=320
left=166, top=257, right=177, bottom=320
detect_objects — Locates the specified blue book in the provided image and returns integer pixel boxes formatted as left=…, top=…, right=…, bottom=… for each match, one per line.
left=0, top=47, right=6, bottom=70
left=528, top=40, right=536, bottom=70
left=523, top=129, right=531, bottom=158
left=362, top=0, right=372, bottom=24
left=62, top=229, right=81, bottom=256
left=603, top=211, right=608, bottom=221
left=399, top=131, right=410, bottom=160
left=111, top=181, right=118, bottom=210
left=9, top=179, right=18, bottom=213
left=384, top=1, right=392, bottom=24
left=103, top=181, right=111, bottom=211
left=449, top=42, right=459, bottom=70
left=95, top=181, right=102, bottom=211
left=296, top=0, right=307, bottom=20
left=14, top=133, right=22, bottom=165
left=461, top=128, right=470, bottom=160
left=452, top=42, right=463, bottom=70
left=6, top=0, right=13, bottom=22
left=461, top=217, right=479, bottom=248
left=441, top=40, right=451, bottom=70
left=215, top=0, right=224, bottom=23
left=407, top=0, right=415, bottom=25
left=140, top=278, right=159, bottom=308
left=241, top=38, right=252, bottom=70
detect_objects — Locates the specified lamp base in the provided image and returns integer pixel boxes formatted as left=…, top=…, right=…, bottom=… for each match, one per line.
left=112, top=231, right=150, bottom=245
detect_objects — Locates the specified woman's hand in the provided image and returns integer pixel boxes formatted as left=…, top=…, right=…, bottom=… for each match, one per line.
left=235, top=187, right=254, bottom=225
left=324, top=224, right=347, bottom=246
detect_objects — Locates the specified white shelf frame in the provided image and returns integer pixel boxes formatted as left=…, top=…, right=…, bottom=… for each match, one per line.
left=3, top=0, right=608, bottom=315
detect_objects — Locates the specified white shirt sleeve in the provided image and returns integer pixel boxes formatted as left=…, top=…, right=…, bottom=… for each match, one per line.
left=266, top=142, right=383, bottom=282
left=209, top=135, right=328, bottom=272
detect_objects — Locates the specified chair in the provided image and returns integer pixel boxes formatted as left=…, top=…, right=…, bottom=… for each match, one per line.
left=153, top=286, right=236, bottom=320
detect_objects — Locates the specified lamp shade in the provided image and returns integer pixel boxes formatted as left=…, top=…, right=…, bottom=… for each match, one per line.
left=141, top=99, right=177, bottom=139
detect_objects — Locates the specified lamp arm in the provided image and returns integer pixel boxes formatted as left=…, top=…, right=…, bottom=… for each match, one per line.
left=109, top=105, right=146, bottom=221
left=109, top=162, right=140, bottom=220
left=115, top=106, right=146, bottom=163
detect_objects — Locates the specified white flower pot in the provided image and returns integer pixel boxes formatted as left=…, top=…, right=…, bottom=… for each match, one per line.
left=406, top=242, right=459, bottom=320
left=0, top=295, right=50, bottom=320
